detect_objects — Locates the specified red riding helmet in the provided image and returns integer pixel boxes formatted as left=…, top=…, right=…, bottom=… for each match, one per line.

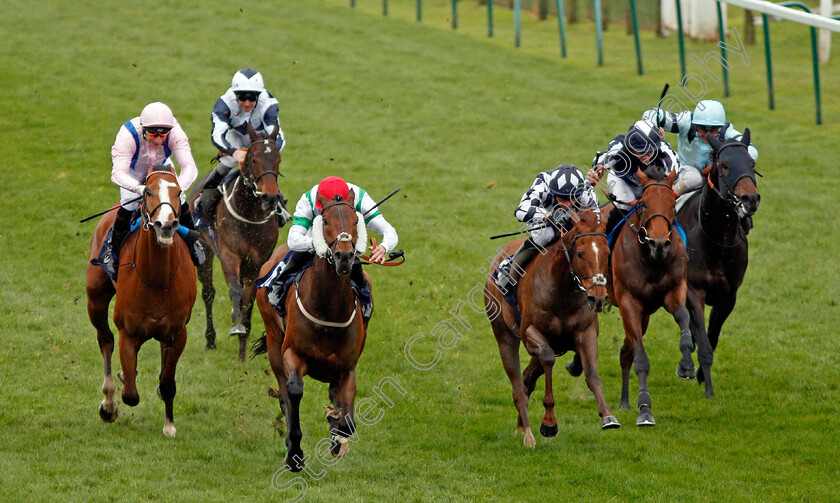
left=316, top=176, right=350, bottom=209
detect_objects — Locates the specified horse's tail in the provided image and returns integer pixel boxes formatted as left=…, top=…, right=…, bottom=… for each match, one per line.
left=250, top=332, right=268, bottom=358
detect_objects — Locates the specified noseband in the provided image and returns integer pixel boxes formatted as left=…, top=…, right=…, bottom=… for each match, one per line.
left=141, top=171, right=181, bottom=230
left=561, top=231, right=609, bottom=294
left=633, top=181, right=675, bottom=245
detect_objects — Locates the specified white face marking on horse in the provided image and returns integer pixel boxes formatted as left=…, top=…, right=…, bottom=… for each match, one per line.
left=154, top=180, right=179, bottom=224
left=591, top=241, right=601, bottom=263
left=264, top=145, right=271, bottom=154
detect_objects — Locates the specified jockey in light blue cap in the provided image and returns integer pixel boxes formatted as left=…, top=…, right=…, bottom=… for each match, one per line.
left=643, top=100, right=758, bottom=197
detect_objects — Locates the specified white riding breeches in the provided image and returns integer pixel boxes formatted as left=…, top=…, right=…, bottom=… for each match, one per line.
left=677, top=165, right=704, bottom=191
left=606, top=172, right=640, bottom=210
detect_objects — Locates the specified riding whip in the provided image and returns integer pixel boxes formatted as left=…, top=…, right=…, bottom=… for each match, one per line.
left=79, top=196, right=141, bottom=223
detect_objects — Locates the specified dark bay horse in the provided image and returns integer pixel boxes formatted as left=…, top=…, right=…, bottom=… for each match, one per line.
left=189, top=122, right=286, bottom=362
left=610, top=169, right=715, bottom=427
left=676, top=129, right=760, bottom=384
left=256, top=191, right=370, bottom=471
left=86, top=165, right=197, bottom=436
left=485, top=210, right=618, bottom=448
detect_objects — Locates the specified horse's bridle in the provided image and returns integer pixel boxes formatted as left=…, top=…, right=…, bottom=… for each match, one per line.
left=634, top=181, right=675, bottom=245
left=708, top=142, right=758, bottom=210
left=141, top=171, right=181, bottom=230
left=559, top=229, right=609, bottom=294
left=241, top=139, right=280, bottom=198
left=319, top=200, right=362, bottom=265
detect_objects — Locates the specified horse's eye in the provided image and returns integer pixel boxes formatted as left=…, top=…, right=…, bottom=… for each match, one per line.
left=144, top=188, right=152, bottom=196
left=577, top=251, right=583, bottom=259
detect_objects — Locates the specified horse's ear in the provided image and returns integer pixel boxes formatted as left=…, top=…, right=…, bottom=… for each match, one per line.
left=315, top=192, right=328, bottom=210
left=637, top=168, right=649, bottom=186
left=741, top=128, right=750, bottom=147
left=707, top=133, right=723, bottom=152
left=247, top=121, right=260, bottom=143
left=665, top=169, right=677, bottom=186
left=346, top=188, right=356, bottom=206
left=269, top=120, right=279, bottom=141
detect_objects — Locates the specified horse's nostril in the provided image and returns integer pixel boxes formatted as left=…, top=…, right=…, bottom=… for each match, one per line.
left=587, top=295, right=596, bottom=304
left=153, top=221, right=162, bottom=229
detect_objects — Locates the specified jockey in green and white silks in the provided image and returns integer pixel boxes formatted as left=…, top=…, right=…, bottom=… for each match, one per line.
left=280, top=177, right=398, bottom=319
left=643, top=100, right=758, bottom=197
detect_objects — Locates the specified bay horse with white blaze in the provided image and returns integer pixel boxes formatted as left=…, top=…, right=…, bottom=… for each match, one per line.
left=189, top=122, right=286, bottom=362
left=610, top=169, right=715, bottom=427
left=676, top=129, right=760, bottom=384
left=256, top=190, right=370, bottom=471
left=485, top=209, right=619, bottom=448
left=86, top=165, right=197, bottom=436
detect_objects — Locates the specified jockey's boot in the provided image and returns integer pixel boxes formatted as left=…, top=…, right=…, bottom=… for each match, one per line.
left=351, top=260, right=373, bottom=319
left=673, top=180, right=690, bottom=198
left=740, top=215, right=753, bottom=235
left=495, top=239, right=539, bottom=295
left=102, top=207, right=133, bottom=278
left=180, top=229, right=206, bottom=266
left=179, top=202, right=198, bottom=231
left=605, top=207, right=624, bottom=239
left=201, top=167, right=228, bottom=224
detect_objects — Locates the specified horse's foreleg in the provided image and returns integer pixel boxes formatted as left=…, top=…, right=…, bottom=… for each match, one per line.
left=707, top=295, right=736, bottom=351
left=283, top=349, right=307, bottom=473
left=118, top=330, right=141, bottom=407
left=492, top=322, right=534, bottom=448
left=89, top=291, right=118, bottom=422
left=523, top=326, right=558, bottom=439
left=331, top=371, right=358, bottom=458
left=617, top=295, right=643, bottom=410
left=576, top=325, right=620, bottom=430
left=197, top=250, right=217, bottom=350
left=218, top=252, right=245, bottom=334
left=696, top=295, right=732, bottom=396
left=235, top=280, right=258, bottom=363
left=158, top=327, right=187, bottom=437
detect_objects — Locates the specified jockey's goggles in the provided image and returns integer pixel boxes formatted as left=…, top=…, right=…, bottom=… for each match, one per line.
left=235, top=91, right=259, bottom=103
left=696, top=125, right=721, bottom=134
left=144, top=126, right=172, bottom=137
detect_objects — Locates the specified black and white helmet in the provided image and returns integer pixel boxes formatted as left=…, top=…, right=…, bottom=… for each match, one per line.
left=625, top=120, right=661, bottom=154
left=547, top=164, right=586, bottom=198
left=231, top=68, right=265, bottom=93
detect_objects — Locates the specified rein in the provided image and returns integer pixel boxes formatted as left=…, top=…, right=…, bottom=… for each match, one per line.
left=293, top=281, right=359, bottom=328
left=220, top=176, right=284, bottom=225
left=635, top=182, right=675, bottom=244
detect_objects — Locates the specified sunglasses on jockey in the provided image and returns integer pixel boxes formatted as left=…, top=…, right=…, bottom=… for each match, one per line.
left=235, top=91, right=260, bottom=103
left=696, top=125, right=721, bottom=134
left=144, top=126, right=172, bottom=137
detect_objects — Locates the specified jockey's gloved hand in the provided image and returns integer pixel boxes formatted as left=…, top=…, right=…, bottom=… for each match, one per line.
left=134, top=184, right=146, bottom=195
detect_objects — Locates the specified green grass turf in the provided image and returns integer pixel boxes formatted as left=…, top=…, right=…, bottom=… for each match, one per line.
left=1, top=0, right=838, bottom=501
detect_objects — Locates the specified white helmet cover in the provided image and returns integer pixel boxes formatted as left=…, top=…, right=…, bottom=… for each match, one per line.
left=231, top=68, right=265, bottom=93
left=692, top=100, right=726, bottom=127
left=139, top=102, right=175, bottom=128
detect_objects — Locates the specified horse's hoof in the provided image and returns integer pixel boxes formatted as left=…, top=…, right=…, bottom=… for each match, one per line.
left=229, top=323, right=247, bottom=336
left=122, top=393, right=140, bottom=407
left=677, top=363, right=696, bottom=380
left=636, top=409, right=656, bottom=427
left=285, top=451, right=305, bottom=472
left=163, top=422, right=176, bottom=437
left=539, top=422, right=559, bottom=438
left=565, top=359, right=583, bottom=377
left=523, top=430, right=536, bottom=448
left=601, top=416, right=621, bottom=430
left=705, top=390, right=716, bottom=399
left=619, top=399, right=632, bottom=410
left=98, top=403, right=118, bottom=423
left=205, top=342, right=216, bottom=350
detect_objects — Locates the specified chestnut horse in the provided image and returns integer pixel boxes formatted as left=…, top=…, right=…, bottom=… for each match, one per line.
left=188, top=122, right=286, bottom=362
left=86, top=165, right=197, bottom=436
left=676, top=129, right=760, bottom=384
left=256, top=191, right=370, bottom=471
left=610, top=169, right=714, bottom=427
left=485, top=209, right=618, bottom=448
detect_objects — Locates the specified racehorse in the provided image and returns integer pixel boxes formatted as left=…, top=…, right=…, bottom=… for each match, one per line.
left=188, top=122, right=285, bottom=362
left=610, top=168, right=715, bottom=427
left=86, top=165, right=197, bottom=436
left=676, top=129, right=760, bottom=384
left=255, top=190, right=370, bottom=471
left=485, top=209, right=619, bottom=448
